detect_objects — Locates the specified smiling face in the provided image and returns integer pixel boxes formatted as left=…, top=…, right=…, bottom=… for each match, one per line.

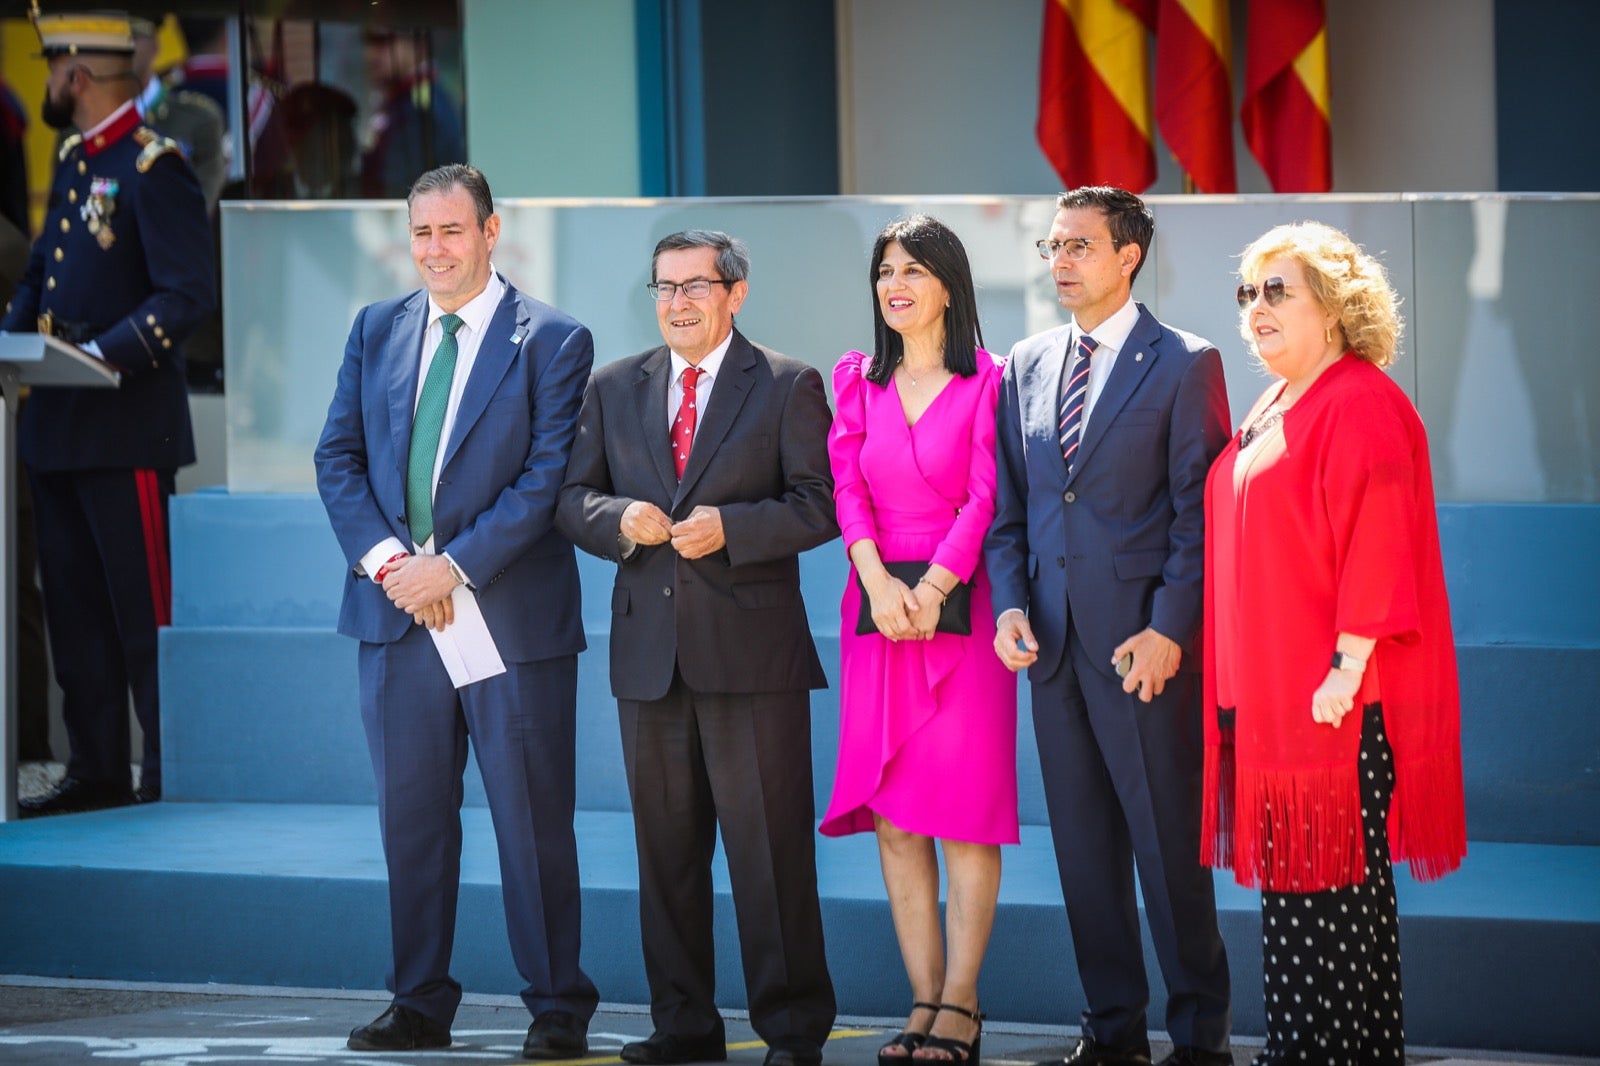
left=875, top=240, right=949, bottom=350
left=409, top=184, right=498, bottom=313
left=1046, top=206, right=1141, bottom=332
left=653, top=245, right=747, bottom=365
left=1242, top=254, right=1339, bottom=385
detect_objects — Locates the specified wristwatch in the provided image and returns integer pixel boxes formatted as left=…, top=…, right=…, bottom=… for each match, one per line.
left=1331, top=650, right=1368, bottom=673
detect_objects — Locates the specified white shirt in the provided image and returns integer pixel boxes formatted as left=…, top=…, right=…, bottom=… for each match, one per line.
left=667, top=330, right=733, bottom=444
left=359, top=272, right=506, bottom=581
left=1061, top=295, right=1141, bottom=440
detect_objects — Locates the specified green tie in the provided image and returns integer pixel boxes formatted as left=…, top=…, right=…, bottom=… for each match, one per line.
left=406, top=312, right=464, bottom=545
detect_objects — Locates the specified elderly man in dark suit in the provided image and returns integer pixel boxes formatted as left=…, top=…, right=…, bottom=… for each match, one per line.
left=986, top=187, right=1233, bottom=1066
left=557, top=230, right=837, bottom=1066
left=315, top=164, right=598, bottom=1057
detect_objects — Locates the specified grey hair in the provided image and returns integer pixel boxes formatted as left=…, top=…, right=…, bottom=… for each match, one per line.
left=407, top=164, right=493, bottom=226
left=651, top=230, right=751, bottom=283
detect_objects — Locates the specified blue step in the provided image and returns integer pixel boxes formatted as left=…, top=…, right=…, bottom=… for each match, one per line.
left=1, top=804, right=1594, bottom=1055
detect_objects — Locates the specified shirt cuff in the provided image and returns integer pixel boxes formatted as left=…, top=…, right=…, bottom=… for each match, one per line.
left=359, top=536, right=408, bottom=582
left=442, top=552, right=472, bottom=588
left=617, top=532, right=638, bottom=560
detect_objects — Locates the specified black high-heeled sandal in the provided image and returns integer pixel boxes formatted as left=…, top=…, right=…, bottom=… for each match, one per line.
left=877, top=1001, right=939, bottom=1066
left=913, top=1003, right=984, bottom=1066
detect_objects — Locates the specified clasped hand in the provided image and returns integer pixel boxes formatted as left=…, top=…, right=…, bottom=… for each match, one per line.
left=620, top=501, right=725, bottom=560
left=382, top=554, right=457, bottom=632
left=865, top=572, right=926, bottom=642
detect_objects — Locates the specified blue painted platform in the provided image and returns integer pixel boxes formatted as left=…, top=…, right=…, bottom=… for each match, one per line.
left=3, top=492, right=1598, bottom=1058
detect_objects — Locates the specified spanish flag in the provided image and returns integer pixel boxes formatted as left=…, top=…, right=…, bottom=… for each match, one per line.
left=1241, top=0, right=1330, bottom=192
left=1037, top=0, right=1158, bottom=193
left=1155, top=0, right=1236, bottom=193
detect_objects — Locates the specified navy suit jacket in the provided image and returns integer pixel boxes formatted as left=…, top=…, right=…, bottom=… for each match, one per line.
left=555, top=330, right=837, bottom=702
left=1, top=122, right=213, bottom=471
left=314, top=277, right=591, bottom=663
left=986, top=303, right=1230, bottom=685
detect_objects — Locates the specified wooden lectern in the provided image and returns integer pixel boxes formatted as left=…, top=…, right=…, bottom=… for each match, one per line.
left=0, top=332, right=120, bottom=821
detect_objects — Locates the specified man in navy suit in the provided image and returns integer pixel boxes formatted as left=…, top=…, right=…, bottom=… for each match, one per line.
left=315, top=164, right=598, bottom=1056
left=986, top=187, right=1232, bottom=1066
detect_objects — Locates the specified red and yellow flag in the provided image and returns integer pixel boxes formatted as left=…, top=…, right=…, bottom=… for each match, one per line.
left=1155, top=0, right=1236, bottom=193
left=1241, top=0, right=1330, bottom=192
left=1037, top=0, right=1158, bottom=193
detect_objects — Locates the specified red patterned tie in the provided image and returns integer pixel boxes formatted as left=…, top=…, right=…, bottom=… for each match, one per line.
left=672, top=366, right=703, bottom=480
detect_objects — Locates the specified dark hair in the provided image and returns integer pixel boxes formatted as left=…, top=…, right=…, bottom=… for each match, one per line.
left=1055, top=185, right=1155, bottom=284
left=865, top=215, right=983, bottom=386
left=407, top=164, right=493, bottom=226
left=176, top=17, right=226, bottom=50
left=651, top=229, right=750, bottom=283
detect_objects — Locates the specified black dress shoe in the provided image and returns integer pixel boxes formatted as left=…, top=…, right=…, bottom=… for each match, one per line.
left=347, top=1003, right=451, bottom=1051
left=1040, top=1036, right=1152, bottom=1066
left=620, top=1032, right=728, bottom=1065
left=525, top=1010, right=589, bottom=1059
left=18, top=777, right=133, bottom=818
left=133, top=783, right=161, bottom=804
left=1154, top=1049, right=1230, bottom=1066
left=764, top=1040, right=824, bottom=1066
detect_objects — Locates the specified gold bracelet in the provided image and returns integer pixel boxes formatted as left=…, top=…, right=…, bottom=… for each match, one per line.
left=917, top=577, right=950, bottom=603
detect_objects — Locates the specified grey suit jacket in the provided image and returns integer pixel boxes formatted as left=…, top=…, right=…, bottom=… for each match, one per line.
left=556, top=329, right=838, bottom=702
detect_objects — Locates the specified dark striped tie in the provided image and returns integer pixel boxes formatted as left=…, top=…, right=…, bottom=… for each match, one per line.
left=1059, top=334, right=1097, bottom=472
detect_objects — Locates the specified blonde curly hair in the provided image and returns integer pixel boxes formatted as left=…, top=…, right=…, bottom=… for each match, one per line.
left=1238, top=221, right=1403, bottom=368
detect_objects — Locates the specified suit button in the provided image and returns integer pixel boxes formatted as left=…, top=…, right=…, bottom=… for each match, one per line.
left=1057, top=556, right=1066, bottom=567
left=663, top=586, right=673, bottom=597
left=396, top=514, right=405, bottom=524
left=1064, top=491, right=1076, bottom=503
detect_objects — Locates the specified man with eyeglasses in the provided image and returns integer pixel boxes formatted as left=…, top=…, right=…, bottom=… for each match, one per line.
left=986, top=187, right=1233, bottom=1066
left=557, top=230, right=838, bottom=1066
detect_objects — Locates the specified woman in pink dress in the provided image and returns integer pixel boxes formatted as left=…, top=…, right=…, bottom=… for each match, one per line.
left=821, top=216, right=1018, bottom=1066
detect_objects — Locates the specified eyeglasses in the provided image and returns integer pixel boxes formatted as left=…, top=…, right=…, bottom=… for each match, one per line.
left=1236, top=277, right=1295, bottom=309
left=1035, top=237, right=1117, bottom=261
left=646, top=278, right=734, bottom=302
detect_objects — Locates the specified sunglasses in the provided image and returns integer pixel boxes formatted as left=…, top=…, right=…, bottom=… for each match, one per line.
left=1236, top=276, right=1291, bottom=309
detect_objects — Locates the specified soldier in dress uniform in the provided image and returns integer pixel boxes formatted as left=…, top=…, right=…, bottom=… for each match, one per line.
left=130, top=16, right=225, bottom=214
left=0, top=9, right=215, bottom=816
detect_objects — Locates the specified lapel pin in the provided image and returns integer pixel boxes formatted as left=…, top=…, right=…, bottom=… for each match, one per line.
left=1135, top=352, right=1144, bottom=361
left=510, top=333, right=524, bottom=344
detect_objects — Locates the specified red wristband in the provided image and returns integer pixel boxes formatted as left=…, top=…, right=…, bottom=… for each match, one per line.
left=373, top=552, right=408, bottom=582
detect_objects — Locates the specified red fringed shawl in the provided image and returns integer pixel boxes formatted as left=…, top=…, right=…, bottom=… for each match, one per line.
left=1201, top=355, right=1466, bottom=892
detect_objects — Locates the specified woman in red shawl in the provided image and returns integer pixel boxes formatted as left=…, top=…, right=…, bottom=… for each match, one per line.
left=1202, top=222, right=1466, bottom=1064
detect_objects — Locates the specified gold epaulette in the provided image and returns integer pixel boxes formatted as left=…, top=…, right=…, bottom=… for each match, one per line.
left=57, top=133, right=84, bottom=162
left=134, top=129, right=183, bottom=173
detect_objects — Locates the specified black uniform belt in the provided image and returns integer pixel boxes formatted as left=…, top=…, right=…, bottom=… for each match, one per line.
left=37, top=311, right=96, bottom=345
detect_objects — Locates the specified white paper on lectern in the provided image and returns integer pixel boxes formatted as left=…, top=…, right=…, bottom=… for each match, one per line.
left=428, top=583, right=506, bottom=688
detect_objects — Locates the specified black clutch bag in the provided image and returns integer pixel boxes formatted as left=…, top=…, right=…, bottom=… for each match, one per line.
left=855, top=561, right=972, bottom=637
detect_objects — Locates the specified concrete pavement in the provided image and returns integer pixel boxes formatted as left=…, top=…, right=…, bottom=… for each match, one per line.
left=2, top=978, right=1594, bottom=1066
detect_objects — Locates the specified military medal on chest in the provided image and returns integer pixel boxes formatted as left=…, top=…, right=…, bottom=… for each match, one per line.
left=83, top=176, right=119, bottom=250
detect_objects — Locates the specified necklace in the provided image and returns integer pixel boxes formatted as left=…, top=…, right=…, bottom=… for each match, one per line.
left=1240, top=403, right=1286, bottom=448
left=899, top=362, right=941, bottom=387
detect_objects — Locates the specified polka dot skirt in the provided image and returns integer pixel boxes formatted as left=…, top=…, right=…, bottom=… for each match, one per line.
left=1253, top=704, right=1404, bottom=1066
